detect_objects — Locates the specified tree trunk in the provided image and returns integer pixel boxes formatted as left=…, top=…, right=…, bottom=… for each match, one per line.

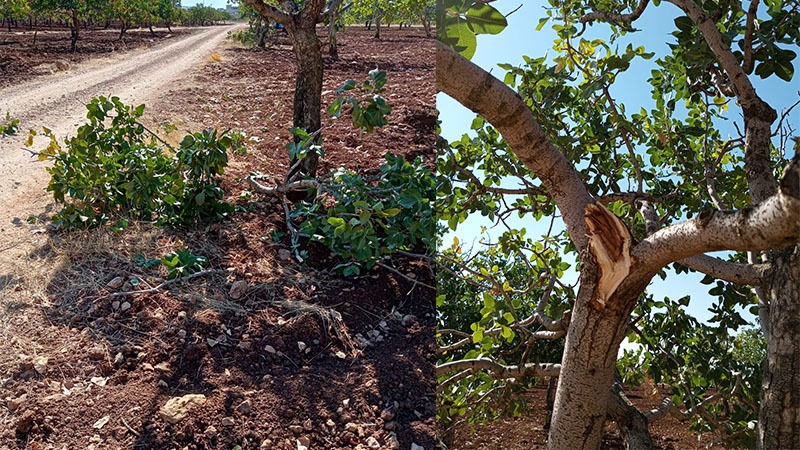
left=759, top=246, right=800, bottom=449
left=69, top=9, right=79, bottom=52
left=547, top=203, right=649, bottom=450
left=328, top=13, right=339, bottom=60
left=609, top=379, right=655, bottom=450
left=421, top=15, right=432, bottom=37
left=544, top=376, right=557, bottom=430
left=286, top=25, right=323, bottom=181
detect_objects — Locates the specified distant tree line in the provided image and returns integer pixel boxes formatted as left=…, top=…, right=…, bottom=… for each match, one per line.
left=345, top=0, right=434, bottom=38
left=0, top=0, right=234, bottom=50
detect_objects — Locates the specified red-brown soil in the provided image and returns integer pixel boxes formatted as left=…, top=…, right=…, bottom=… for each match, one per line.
left=0, top=26, right=436, bottom=450
left=451, top=384, right=715, bottom=449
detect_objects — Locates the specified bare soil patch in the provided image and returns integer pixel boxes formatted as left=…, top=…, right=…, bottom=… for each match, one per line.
left=451, top=384, right=715, bottom=449
left=0, top=26, right=435, bottom=450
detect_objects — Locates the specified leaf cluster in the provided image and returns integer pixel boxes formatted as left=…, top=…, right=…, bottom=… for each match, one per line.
left=293, top=154, right=435, bottom=276
left=437, top=0, right=507, bottom=60
left=625, top=291, right=763, bottom=446
left=0, top=112, right=19, bottom=136
left=327, top=69, right=392, bottom=133
left=30, top=96, right=239, bottom=230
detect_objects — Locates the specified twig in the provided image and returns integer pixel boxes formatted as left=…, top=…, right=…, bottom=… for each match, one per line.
left=247, top=176, right=319, bottom=196
left=281, top=198, right=304, bottom=263
left=580, top=0, right=649, bottom=24
left=120, top=417, right=140, bottom=437
left=375, top=261, right=435, bottom=291
left=106, top=269, right=222, bottom=297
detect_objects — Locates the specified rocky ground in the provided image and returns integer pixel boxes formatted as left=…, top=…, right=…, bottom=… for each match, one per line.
left=0, top=25, right=436, bottom=450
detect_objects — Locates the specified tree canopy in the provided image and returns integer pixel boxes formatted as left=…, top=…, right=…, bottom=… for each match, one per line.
left=436, top=0, right=800, bottom=448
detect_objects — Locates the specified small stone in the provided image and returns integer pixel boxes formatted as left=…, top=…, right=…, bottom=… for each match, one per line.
left=159, top=394, right=207, bottom=424
left=380, top=409, right=395, bottom=421
left=238, top=340, right=252, bottom=351
left=114, top=353, right=124, bottom=365
left=387, top=433, right=400, bottom=449
left=236, top=399, right=252, bottom=415
left=112, top=301, right=121, bottom=311
left=92, top=415, right=110, bottom=429
left=158, top=379, right=168, bottom=388
left=6, top=395, right=25, bottom=411
left=154, top=362, right=170, bottom=372
left=345, top=422, right=359, bottom=433
left=325, top=418, right=335, bottom=427
left=107, top=277, right=125, bottom=289
left=401, top=314, right=417, bottom=327
left=297, top=436, right=311, bottom=450
left=229, top=280, right=248, bottom=299
left=177, top=311, right=187, bottom=321
left=297, top=341, right=307, bottom=352
left=342, top=398, right=350, bottom=407
left=33, top=356, right=48, bottom=374
left=90, top=376, right=108, bottom=387
left=335, top=351, right=347, bottom=359
left=366, top=436, right=380, bottom=449
left=204, top=425, right=218, bottom=436
left=264, top=345, right=277, bottom=354
left=221, top=417, right=235, bottom=427
left=207, top=337, right=219, bottom=347
left=120, top=302, right=131, bottom=312
left=278, top=249, right=292, bottom=261
left=288, top=424, right=303, bottom=434
left=260, top=439, right=273, bottom=449
left=410, top=443, right=424, bottom=450
left=302, top=418, right=312, bottom=431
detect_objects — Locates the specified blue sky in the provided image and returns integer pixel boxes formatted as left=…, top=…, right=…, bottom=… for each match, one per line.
left=438, top=0, right=800, bottom=325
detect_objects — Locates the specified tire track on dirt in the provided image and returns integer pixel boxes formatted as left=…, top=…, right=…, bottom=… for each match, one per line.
left=0, top=24, right=240, bottom=273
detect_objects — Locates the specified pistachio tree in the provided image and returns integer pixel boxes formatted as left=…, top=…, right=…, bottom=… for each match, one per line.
left=436, top=0, right=800, bottom=448
left=29, top=0, right=103, bottom=51
left=239, top=0, right=344, bottom=180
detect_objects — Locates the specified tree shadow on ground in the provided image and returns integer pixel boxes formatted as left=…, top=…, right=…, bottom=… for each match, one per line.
left=2, top=223, right=435, bottom=449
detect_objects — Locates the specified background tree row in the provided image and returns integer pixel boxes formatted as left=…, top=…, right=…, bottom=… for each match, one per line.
left=0, top=0, right=233, bottom=49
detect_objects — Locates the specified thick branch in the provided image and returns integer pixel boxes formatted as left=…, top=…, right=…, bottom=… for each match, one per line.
left=240, top=0, right=293, bottom=25
left=437, top=358, right=561, bottom=379
left=669, top=0, right=778, bottom=203
left=436, top=42, right=593, bottom=249
left=580, top=0, right=649, bottom=24
left=320, top=0, right=346, bottom=22
left=678, top=254, right=770, bottom=285
left=742, top=0, right=759, bottom=74
left=634, top=167, right=800, bottom=272
left=247, top=176, right=318, bottom=195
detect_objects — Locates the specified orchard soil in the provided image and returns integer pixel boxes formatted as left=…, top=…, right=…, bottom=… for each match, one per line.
left=450, top=384, right=714, bottom=450
left=0, top=26, right=436, bottom=449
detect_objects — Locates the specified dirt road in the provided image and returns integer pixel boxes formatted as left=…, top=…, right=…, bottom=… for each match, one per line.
left=0, top=24, right=239, bottom=272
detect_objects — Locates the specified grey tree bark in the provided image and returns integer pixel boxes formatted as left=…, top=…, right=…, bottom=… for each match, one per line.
left=759, top=248, right=800, bottom=449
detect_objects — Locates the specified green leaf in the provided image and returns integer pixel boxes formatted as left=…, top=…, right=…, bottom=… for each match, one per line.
left=327, top=217, right=346, bottom=227
left=443, top=20, right=478, bottom=60
left=465, top=4, right=507, bottom=35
